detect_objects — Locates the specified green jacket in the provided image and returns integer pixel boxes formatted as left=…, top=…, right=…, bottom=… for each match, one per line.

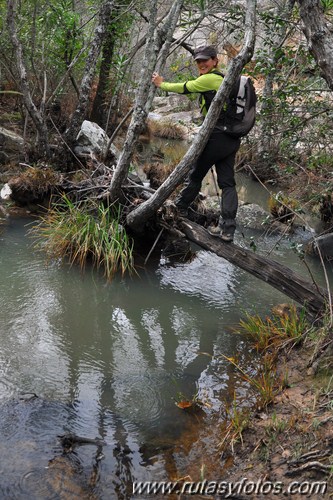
left=160, top=70, right=223, bottom=116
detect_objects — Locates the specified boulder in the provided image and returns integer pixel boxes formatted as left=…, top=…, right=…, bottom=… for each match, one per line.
left=0, top=126, right=24, bottom=153
left=74, top=120, right=119, bottom=160
left=237, top=203, right=272, bottom=231
left=152, top=95, right=192, bottom=113
left=237, top=203, right=315, bottom=241
left=305, top=233, right=333, bottom=260
left=0, top=183, right=12, bottom=200
left=149, top=95, right=201, bottom=141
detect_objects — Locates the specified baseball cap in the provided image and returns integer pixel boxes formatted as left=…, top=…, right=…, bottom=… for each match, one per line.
left=193, top=45, right=217, bottom=61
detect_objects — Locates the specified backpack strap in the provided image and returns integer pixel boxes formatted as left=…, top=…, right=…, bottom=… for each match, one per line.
left=211, top=69, right=224, bottom=77
left=199, top=70, right=224, bottom=112
left=183, top=82, right=191, bottom=94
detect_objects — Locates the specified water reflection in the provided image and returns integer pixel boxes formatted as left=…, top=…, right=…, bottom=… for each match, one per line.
left=0, top=213, right=332, bottom=498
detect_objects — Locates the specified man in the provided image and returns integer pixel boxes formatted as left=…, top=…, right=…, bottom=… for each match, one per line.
left=152, top=45, right=241, bottom=242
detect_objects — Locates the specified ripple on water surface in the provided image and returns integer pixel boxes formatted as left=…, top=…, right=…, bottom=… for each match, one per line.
left=158, top=251, right=238, bottom=308
left=108, top=368, right=168, bottom=432
left=0, top=397, right=92, bottom=497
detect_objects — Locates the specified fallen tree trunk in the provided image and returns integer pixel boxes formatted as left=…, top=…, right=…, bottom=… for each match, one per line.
left=181, top=219, right=330, bottom=317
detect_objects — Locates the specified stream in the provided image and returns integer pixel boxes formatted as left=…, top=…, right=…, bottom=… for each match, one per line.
left=0, top=162, right=332, bottom=498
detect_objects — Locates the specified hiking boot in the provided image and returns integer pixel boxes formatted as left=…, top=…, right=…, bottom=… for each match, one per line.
left=208, top=225, right=234, bottom=243
left=208, top=225, right=222, bottom=237
left=220, top=232, right=234, bottom=243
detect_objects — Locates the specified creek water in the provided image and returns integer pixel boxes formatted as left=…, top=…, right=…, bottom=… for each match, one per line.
left=0, top=168, right=332, bottom=498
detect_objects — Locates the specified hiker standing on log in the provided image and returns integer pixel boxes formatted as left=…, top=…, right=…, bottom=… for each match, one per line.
left=152, top=45, right=241, bottom=242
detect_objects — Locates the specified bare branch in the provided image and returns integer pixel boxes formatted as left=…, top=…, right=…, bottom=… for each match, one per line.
left=7, top=0, right=50, bottom=157
left=127, top=0, right=257, bottom=229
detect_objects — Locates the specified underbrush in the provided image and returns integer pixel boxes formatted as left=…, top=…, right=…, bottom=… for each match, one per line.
left=148, top=119, right=187, bottom=140
left=30, top=195, right=135, bottom=281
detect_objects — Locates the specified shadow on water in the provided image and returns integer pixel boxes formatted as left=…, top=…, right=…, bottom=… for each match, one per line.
left=0, top=191, right=332, bottom=498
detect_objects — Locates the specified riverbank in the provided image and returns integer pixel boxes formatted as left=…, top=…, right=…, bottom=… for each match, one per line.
left=222, top=337, right=333, bottom=498
left=175, top=314, right=333, bottom=499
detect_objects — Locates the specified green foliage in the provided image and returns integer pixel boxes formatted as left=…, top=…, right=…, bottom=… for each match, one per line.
left=265, top=411, right=289, bottom=443
left=238, top=305, right=309, bottom=351
left=40, top=1, right=84, bottom=68
left=1, top=0, right=89, bottom=86
left=249, top=5, right=333, bottom=182
left=30, top=195, right=135, bottom=281
left=308, top=151, right=333, bottom=171
left=321, top=0, right=333, bottom=12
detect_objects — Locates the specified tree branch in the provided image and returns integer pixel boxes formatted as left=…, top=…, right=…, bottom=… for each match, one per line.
left=7, top=0, right=50, bottom=157
left=126, top=0, right=257, bottom=229
left=108, top=0, right=184, bottom=202
left=298, top=0, right=333, bottom=90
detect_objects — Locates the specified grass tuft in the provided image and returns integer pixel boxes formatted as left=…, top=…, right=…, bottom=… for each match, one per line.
left=148, top=119, right=186, bottom=140
left=29, top=195, right=135, bottom=281
left=220, top=395, right=250, bottom=452
left=238, top=305, right=308, bottom=351
left=220, top=353, right=280, bottom=409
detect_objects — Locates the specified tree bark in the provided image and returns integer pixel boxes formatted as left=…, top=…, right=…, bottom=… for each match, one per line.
left=298, top=0, right=333, bottom=90
left=256, top=0, right=296, bottom=179
left=7, top=0, right=50, bottom=158
left=65, top=0, right=114, bottom=146
left=126, top=0, right=257, bottom=230
left=90, top=8, right=119, bottom=126
left=181, top=220, right=329, bottom=317
left=108, top=0, right=183, bottom=203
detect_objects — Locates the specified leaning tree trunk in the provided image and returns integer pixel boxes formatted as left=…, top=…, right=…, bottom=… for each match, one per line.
left=126, top=0, right=257, bottom=230
left=298, top=0, right=333, bottom=90
left=108, top=0, right=184, bottom=203
left=64, top=0, right=114, bottom=146
left=7, top=0, right=50, bottom=158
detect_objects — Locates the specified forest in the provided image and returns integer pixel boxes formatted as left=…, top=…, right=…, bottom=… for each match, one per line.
left=1, top=0, right=333, bottom=495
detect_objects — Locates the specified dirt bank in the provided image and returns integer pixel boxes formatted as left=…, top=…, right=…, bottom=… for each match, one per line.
left=170, top=331, right=333, bottom=499
left=221, top=344, right=333, bottom=499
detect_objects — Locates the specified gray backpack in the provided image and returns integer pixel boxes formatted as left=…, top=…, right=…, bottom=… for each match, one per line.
left=223, top=75, right=257, bottom=138
left=202, top=72, right=257, bottom=138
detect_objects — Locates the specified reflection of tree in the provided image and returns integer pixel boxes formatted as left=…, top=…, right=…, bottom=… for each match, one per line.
left=3, top=222, right=252, bottom=492
left=109, top=415, right=134, bottom=500
left=49, top=273, right=234, bottom=489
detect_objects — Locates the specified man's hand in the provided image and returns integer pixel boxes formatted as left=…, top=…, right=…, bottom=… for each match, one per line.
left=152, top=72, right=164, bottom=87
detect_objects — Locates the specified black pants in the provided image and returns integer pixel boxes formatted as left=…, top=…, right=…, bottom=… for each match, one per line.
left=176, top=131, right=240, bottom=229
